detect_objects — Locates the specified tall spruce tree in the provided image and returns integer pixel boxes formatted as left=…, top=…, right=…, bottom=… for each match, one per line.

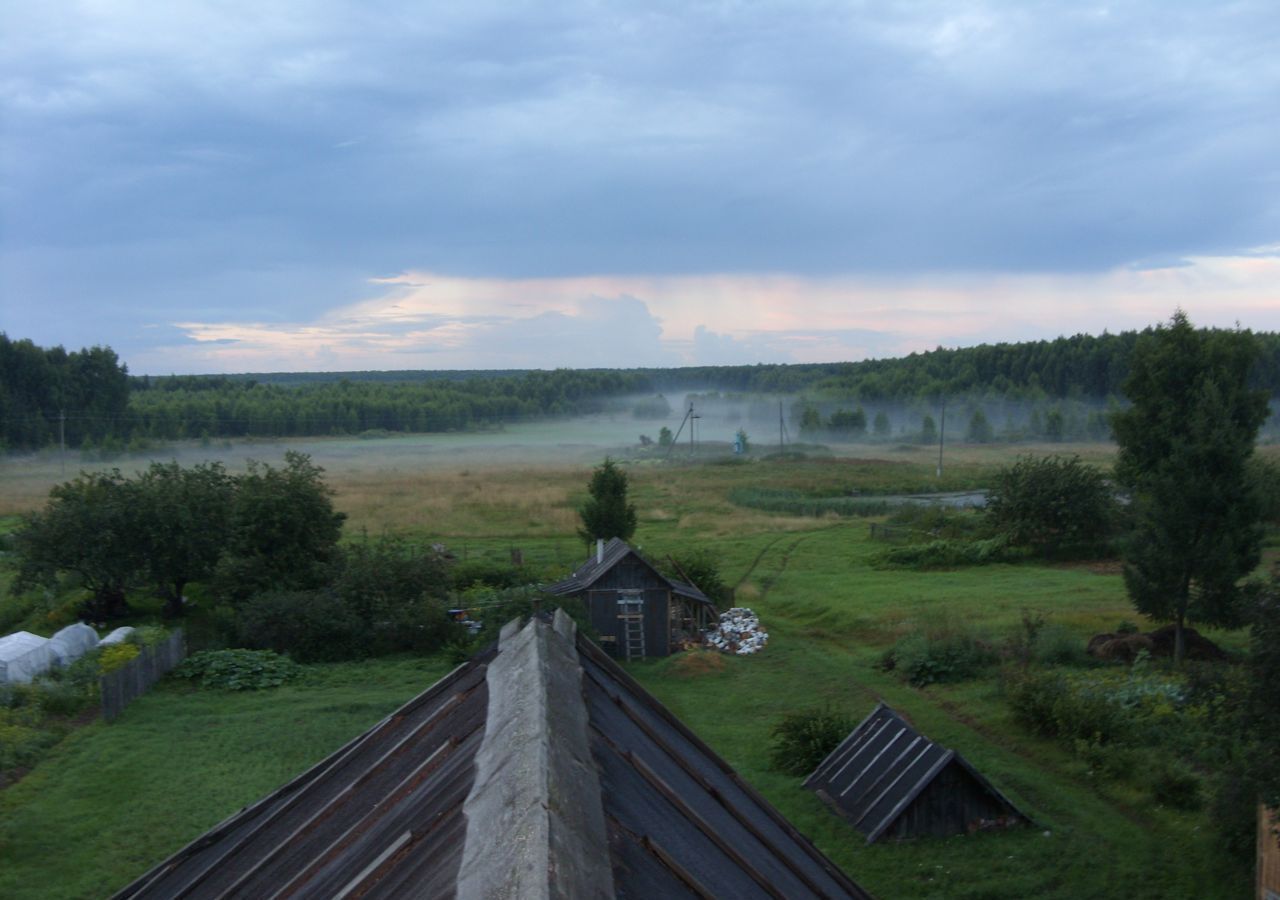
left=578, top=457, right=637, bottom=546
left=1110, top=311, right=1270, bottom=663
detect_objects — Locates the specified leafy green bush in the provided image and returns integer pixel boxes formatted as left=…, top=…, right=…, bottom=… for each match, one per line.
left=0, top=713, right=60, bottom=772
left=1148, top=759, right=1202, bottom=810
left=34, top=680, right=94, bottom=717
left=1006, top=670, right=1118, bottom=744
left=1031, top=624, right=1090, bottom=666
left=332, top=536, right=455, bottom=655
left=1004, top=668, right=1190, bottom=747
left=660, top=549, right=730, bottom=605
left=768, top=707, right=856, bottom=776
left=235, top=589, right=368, bottom=663
left=175, top=649, right=301, bottom=690
left=985, top=454, right=1119, bottom=557
left=449, top=558, right=525, bottom=591
left=1072, top=738, right=1140, bottom=781
left=885, top=625, right=998, bottom=686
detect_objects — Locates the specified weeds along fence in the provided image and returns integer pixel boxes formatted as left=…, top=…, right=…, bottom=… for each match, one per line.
left=101, top=630, right=186, bottom=722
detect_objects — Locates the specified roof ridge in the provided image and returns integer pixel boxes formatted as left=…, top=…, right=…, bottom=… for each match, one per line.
left=456, top=612, right=615, bottom=900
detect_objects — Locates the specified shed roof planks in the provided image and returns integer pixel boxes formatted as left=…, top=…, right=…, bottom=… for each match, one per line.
left=545, top=536, right=713, bottom=605
left=116, top=611, right=869, bottom=899
left=805, top=702, right=1029, bottom=844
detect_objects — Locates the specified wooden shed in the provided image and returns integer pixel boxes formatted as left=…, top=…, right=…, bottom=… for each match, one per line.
left=1262, top=804, right=1280, bottom=900
left=805, top=702, right=1029, bottom=843
left=545, top=538, right=717, bottom=660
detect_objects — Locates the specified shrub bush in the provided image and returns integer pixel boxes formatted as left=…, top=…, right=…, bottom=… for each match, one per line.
left=1032, top=624, right=1090, bottom=667
left=1005, top=670, right=1129, bottom=745
left=984, top=454, right=1119, bottom=557
left=449, top=558, right=525, bottom=591
left=175, top=649, right=301, bottom=690
left=768, top=707, right=856, bottom=776
left=331, top=536, right=456, bottom=655
left=660, top=549, right=731, bottom=605
left=1148, top=759, right=1202, bottom=810
left=235, top=589, right=369, bottom=663
left=0, top=714, right=59, bottom=772
left=34, top=680, right=93, bottom=717
left=885, top=624, right=998, bottom=686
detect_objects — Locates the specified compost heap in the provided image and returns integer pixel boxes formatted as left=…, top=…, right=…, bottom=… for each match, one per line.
left=705, top=607, right=769, bottom=655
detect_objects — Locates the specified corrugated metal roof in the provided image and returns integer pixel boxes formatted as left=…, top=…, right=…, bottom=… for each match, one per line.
left=116, top=614, right=868, bottom=899
left=545, top=537, right=713, bottom=605
left=804, top=702, right=1027, bottom=845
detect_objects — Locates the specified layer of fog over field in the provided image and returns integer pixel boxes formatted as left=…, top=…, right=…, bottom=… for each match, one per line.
left=0, top=387, right=1137, bottom=517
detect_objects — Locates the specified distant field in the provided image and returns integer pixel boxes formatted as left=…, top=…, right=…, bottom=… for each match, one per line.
left=1, top=437, right=1270, bottom=898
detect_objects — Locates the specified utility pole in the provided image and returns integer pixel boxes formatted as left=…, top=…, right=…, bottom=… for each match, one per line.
left=936, top=399, right=946, bottom=478
left=779, top=400, right=785, bottom=456
left=689, top=402, right=700, bottom=456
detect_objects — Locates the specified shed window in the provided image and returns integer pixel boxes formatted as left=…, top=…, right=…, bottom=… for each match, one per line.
left=616, top=591, right=644, bottom=611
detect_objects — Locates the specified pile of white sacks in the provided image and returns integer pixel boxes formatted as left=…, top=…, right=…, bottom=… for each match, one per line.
left=704, top=607, right=769, bottom=655
left=0, top=623, right=123, bottom=684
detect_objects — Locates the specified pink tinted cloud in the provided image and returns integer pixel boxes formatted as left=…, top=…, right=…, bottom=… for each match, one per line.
left=153, top=251, right=1280, bottom=374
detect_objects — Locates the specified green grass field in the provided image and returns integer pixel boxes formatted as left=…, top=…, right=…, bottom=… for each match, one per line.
left=0, top=438, right=1269, bottom=898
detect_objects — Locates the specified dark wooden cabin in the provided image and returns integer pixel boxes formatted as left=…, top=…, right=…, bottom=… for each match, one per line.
left=805, top=702, right=1029, bottom=843
left=545, top=538, right=717, bottom=659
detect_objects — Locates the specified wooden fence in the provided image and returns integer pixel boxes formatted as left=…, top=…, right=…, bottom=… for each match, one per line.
left=100, top=630, right=186, bottom=722
left=1262, top=805, right=1280, bottom=900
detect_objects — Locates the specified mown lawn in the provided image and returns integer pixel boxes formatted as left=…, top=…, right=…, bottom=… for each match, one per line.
left=0, top=656, right=456, bottom=900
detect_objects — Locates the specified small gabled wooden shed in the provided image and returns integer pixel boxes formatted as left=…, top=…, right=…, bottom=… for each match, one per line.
left=805, top=702, right=1029, bottom=843
left=545, top=537, right=717, bottom=659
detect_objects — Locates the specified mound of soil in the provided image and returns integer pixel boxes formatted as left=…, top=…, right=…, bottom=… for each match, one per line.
left=1088, top=632, right=1153, bottom=663
left=1146, top=625, right=1228, bottom=661
left=1087, top=625, right=1227, bottom=662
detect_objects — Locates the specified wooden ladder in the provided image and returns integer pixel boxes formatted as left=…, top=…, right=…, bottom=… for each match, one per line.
left=622, top=614, right=646, bottom=660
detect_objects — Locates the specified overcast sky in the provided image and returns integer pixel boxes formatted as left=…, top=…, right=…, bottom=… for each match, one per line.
left=2, top=1, right=1278, bottom=374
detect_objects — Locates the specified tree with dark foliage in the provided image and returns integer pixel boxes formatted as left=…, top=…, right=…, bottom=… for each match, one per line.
left=214, top=452, right=347, bottom=603
left=136, top=461, right=235, bottom=616
left=578, top=457, right=637, bottom=546
left=1110, top=311, right=1270, bottom=663
left=13, top=470, right=144, bottom=619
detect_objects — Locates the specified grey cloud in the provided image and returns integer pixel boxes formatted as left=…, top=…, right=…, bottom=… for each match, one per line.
left=2, top=1, right=1278, bottom=363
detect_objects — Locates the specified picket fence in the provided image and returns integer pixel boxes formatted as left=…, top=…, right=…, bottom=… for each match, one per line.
left=100, top=630, right=186, bottom=722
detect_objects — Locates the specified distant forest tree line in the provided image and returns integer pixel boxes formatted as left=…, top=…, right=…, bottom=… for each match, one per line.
left=2, top=327, right=1279, bottom=451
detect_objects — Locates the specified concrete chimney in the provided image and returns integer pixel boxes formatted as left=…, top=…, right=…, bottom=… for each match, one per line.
left=596, top=539, right=604, bottom=564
